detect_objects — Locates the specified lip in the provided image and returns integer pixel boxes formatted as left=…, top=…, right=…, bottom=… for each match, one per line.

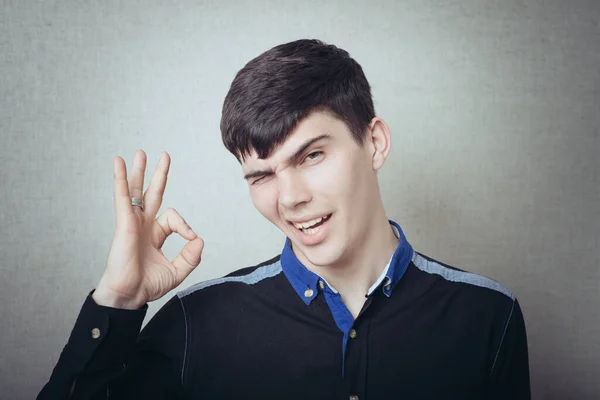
left=288, top=213, right=332, bottom=246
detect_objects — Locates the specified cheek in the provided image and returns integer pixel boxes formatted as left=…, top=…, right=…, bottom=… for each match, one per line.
left=321, top=155, right=363, bottom=198
left=251, top=188, right=280, bottom=223
left=331, top=154, right=373, bottom=214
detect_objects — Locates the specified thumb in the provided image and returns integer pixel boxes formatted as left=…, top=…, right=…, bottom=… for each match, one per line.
left=172, top=237, right=205, bottom=282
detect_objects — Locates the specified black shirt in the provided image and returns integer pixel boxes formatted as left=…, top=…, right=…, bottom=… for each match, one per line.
left=38, top=220, right=530, bottom=399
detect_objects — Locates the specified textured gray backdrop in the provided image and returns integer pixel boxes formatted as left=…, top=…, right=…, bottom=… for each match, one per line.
left=1, top=1, right=598, bottom=399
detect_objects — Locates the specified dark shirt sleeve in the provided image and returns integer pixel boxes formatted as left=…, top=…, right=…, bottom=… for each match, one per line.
left=488, top=298, right=531, bottom=399
left=37, top=291, right=187, bottom=399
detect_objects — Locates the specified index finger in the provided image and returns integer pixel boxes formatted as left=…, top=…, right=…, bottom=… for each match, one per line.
left=113, top=156, right=135, bottom=220
left=143, top=152, right=171, bottom=217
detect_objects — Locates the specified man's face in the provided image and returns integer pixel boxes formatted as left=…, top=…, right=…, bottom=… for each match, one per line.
left=241, top=111, right=381, bottom=268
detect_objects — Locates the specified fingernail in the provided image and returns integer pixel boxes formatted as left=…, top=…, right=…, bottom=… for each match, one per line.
left=188, top=228, right=197, bottom=238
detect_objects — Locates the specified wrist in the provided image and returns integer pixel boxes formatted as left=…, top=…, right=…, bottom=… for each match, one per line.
left=92, top=286, right=145, bottom=310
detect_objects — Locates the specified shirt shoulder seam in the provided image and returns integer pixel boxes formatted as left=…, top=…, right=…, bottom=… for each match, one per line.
left=177, top=259, right=282, bottom=299
left=411, top=252, right=515, bottom=300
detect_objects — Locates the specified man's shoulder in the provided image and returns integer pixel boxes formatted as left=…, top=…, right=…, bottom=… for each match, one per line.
left=410, top=251, right=516, bottom=304
left=177, top=254, right=283, bottom=300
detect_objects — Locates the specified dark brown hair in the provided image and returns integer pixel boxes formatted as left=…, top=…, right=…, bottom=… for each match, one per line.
left=221, top=39, right=376, bottom=163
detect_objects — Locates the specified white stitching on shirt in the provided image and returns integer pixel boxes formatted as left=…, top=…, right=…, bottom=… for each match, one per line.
left=178, top=296, right=189, bottom=386
left=490, top=299, right=515, bottom=376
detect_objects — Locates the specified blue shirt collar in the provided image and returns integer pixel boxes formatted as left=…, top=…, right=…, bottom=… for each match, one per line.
left=280, top=219, right=414, bottom=305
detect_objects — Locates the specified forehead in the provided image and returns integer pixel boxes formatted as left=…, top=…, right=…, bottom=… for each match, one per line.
left=241, top=111, right=348, bottom=169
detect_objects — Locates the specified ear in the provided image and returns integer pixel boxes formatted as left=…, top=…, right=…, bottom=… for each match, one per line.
left=366, top=117, right=392, bottom=171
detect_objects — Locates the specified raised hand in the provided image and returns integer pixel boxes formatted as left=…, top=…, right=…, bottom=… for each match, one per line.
left=92, top=150, right=205, bottom=309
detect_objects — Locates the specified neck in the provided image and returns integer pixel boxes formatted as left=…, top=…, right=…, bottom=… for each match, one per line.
left=308, top=208, right=399, bottom=301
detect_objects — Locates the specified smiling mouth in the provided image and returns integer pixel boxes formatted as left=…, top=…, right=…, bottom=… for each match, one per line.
left=289, top=213, right=332, bottom=235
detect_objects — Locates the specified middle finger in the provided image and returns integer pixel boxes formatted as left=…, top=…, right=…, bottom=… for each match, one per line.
left=143, top=151, right=171, bottom=217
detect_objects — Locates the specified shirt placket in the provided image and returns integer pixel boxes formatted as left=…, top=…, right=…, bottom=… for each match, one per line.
left=343, top=296, right=374, bottom=400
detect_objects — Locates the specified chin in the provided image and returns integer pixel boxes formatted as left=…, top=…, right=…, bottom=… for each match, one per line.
left=299, top=240, right=345, bottom=268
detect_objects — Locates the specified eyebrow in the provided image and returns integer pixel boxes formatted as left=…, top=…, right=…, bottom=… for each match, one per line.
left=243, top=134, right=332, bottom=181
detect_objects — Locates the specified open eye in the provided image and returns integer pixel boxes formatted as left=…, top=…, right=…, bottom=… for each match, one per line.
left=305, top=151, right=323, bottom=162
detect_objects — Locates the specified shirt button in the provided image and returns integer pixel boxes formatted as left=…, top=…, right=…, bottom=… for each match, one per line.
left=304, top=288, right=314, bottom=298
left=349, top=328, right=357, bottom=339
left=384, top=283, right=391, bottom=291
left=319, top=280, right=326, bottom=290
left=350, top=395, right=359, bottom=400
left=91, top=328, right=101, bottom=339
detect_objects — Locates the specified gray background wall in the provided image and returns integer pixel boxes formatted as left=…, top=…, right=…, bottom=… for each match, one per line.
left=1, top=0, right=598, bottom=398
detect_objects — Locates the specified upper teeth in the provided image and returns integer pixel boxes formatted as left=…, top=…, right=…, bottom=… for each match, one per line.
left=293, top=215, right=328, bottom=229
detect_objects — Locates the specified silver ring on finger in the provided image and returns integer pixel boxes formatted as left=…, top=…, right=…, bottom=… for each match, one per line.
left=131, top=196, right=144, bottom=211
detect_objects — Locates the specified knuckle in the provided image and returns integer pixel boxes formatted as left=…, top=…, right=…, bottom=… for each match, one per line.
left=180, top=249, right=193, bottom=266
left=157, top=219, right=169, bottom=237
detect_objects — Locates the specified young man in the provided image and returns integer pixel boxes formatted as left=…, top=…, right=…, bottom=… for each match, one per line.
left=38, top=39, right=530, bottom=399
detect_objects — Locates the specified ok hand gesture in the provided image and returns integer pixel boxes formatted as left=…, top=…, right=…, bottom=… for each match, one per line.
left=93, top=150, right=204, bottom=309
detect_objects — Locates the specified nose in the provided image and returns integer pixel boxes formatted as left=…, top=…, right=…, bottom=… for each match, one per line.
left=278, top=169, right=312, bottom=210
